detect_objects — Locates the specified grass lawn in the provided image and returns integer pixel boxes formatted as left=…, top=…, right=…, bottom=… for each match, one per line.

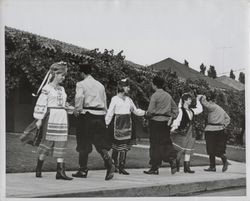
left=6, top=133, right=245, bottom=173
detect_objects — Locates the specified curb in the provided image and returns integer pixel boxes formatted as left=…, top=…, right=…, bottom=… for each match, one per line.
left=37, top=178, right=246, bottom=197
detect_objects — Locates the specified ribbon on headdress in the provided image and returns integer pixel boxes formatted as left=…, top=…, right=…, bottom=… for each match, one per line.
left=178, top=98, right=183, bottom=108
left=32, top=70, right=51, bottom=97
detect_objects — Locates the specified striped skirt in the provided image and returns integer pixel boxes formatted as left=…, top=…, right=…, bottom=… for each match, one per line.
left=37, top=109, right=68, bottom=158
left=45, top=108, right=68, bottom=141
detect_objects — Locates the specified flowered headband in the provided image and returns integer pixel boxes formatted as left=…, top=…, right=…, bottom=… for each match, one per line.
left=32, top=61, right=67, bottom=97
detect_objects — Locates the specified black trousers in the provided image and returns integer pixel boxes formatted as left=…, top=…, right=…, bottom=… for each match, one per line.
left=148, top=120, right=177, bottom=167
left=205, top=130, right=227, bottom=157
left=75, top=113, right=111, bottom=168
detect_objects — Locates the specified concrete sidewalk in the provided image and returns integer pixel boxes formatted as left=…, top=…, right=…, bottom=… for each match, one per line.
left=6, top=162, right=246, bottom=198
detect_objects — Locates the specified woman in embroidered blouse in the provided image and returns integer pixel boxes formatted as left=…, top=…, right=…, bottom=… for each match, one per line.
left=34, top=61, right=72, bottom=180
left=171, top=93, right=203, bottom=173
left=105, top=79, right=145, bottom=175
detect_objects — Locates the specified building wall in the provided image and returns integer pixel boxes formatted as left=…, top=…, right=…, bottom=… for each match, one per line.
left=6, top=77, right=34, bottom=133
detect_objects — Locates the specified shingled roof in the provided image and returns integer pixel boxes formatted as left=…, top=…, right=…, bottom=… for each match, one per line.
left=149, top=58, right=234, bottom=90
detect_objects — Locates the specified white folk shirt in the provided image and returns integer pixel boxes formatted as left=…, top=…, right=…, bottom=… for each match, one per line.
left=75, top=75, right=107, bottom=115
left=105, top=95, right=145, bottom=125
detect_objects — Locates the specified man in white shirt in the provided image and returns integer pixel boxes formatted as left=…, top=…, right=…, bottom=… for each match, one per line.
left=72, top=63, right=115, bottom=180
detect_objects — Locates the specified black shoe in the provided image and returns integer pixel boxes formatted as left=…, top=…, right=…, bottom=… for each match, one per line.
left=222, top=160, right=229, bottom=172
left=184, top=161, right=195, bottom=173
left=143, top=168, right=159, bottom=175
left=204, top=167, right=216, bottom=172
left=56, top=162, right=73, bottom=180
left=105, top=164, right=115, bottom=180
left=72, top=168, right=88, bottom=178
left=35, top=159, right=44, bottom=178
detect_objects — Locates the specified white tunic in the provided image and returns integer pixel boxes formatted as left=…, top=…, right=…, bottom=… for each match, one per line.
left=105, top=95, right=145, bottom=126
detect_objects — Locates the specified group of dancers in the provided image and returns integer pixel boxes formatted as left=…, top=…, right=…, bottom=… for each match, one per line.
left=31, top=61, right=230, bottom=181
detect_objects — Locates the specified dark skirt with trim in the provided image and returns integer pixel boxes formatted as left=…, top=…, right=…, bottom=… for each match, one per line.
left=171, top=124, right=196, bottom=155
left=108, top=114, right=137, bottom=152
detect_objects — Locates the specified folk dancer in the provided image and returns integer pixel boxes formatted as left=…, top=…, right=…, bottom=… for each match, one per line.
left=34, top=61, right=73, bottom=180
left=144, top=76, right=179, bottom=175
left=171, top=93, right=203, bottom=173
left=200, top=92, right=230, bottom=172
left=72, top=63, right=115, bottom=180
left=105, top=78, right=145, bottom=175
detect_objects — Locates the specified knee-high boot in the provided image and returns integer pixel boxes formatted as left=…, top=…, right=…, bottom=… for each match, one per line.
left=36, top=158, right=44, bottom=178
left=56, top=162, right=73, bottom=180
left=72, top=152, right=89, bottom=178
left=184, top=161, right=195, bottom=173
left=204, top=155, right=216, bottom=172
left=169, top=158, right=177, bottom=174
left=111, top=149, right=119, bottom=173
left=100, top=149, right=115, bottom=180
left=118, top=151, right=129, bottom=175
left=221, top=155, right=229, bottom=172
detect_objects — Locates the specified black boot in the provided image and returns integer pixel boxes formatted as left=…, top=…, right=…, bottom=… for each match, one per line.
left=72, top=167, right=88, bottom=178
left=72, top=152, right=89, bottom=178
left=56, top=162, right=73, bottom=180
left=118, top=151, right=130, bottom=175
left=111, top=149, right=119, bottom=173
left=204, top=155, right=216, bottom=172
left=169, top=159, right=177, bottom=174
left=221, top=155, right=229, bottom=172
left=184, top=161, right=195, bottom=173
left=143, top=166, right=159, bottom=175
left=36, top=159, right=44, bottom=178
left=101, top=150, right=115, bottom=180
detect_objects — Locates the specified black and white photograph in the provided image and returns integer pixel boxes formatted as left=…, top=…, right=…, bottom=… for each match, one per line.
left=0, top=0, right=249, bottom=200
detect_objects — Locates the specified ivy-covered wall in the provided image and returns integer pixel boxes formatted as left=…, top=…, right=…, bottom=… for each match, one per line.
left=5, top=27, right=245, bottom=144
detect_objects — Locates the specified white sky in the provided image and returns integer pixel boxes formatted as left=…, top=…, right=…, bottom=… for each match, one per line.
left=1, top=0, right=250, bottom=78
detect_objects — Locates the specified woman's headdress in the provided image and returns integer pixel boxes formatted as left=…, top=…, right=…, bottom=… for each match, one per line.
left=32, top=61, right=67, bottom=97
left=178, top=92, right=192, bottom=108
left=117, top=78, right=130, bottom=93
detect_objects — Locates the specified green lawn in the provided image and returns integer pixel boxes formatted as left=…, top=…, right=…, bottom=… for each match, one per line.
left=6, top=133, right=245, bottom=173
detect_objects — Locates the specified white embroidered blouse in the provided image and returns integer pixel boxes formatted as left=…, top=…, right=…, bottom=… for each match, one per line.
left=33, top=84, right=68, bottom=141
left=105, top=95, right=145, bottom=125
left=33, top=84, right=67, bottom=120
